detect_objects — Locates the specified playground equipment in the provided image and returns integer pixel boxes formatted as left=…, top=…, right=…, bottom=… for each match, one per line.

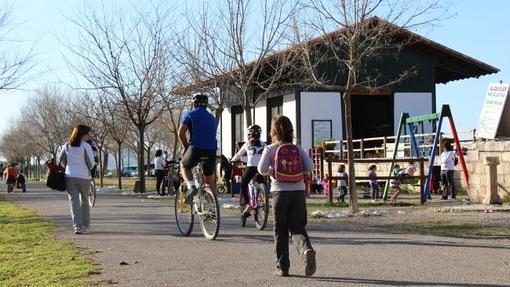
left=383, top=104, right=469, bottom=202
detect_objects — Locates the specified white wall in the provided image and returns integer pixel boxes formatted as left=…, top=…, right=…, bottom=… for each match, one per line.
left=221, top=108, right=232, bottom=158
left=254, top=100, right=267, bottom=141
left=300, top=91, right=343, bottom=152
left=394, top=92, right=433, bottom=133
left=283, top=93, right=297, bottom=131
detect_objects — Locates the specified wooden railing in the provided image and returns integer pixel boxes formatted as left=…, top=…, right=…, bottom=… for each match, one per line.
left=322, top=129, right=475, bottom=159
left=325, top=157, right=428, bottom=204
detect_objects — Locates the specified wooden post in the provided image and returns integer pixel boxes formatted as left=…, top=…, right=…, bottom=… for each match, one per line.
left=360, top=139, right=364, bottom=159
left=340, top=140, right=344, bottom=160
left=383, top=136, right=387, bottom=158
left=419, top=157, right=425, bottom=205
left=327, top=158, right=333, bottom=204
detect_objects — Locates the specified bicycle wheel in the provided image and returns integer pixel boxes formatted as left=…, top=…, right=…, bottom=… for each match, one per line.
left=198, top=186, right=220, bottom=240
left=88, top=181, right=96, bottom=207
left=175, top=185, right=194, bottom=236
left=217, top=185, right=226, bottom=194
left=254, top=183, right=269, bottom=230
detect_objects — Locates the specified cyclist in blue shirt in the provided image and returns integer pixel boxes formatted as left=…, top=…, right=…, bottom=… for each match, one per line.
left=178, top=94, right=218, bottom=203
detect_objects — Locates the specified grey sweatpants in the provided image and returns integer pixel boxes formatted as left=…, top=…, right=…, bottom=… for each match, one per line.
left=66, top=177, right=91, bottom=230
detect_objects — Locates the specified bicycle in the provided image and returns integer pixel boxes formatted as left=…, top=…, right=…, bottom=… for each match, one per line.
left=88, top=179, right=96, bottom=207
left=174, top=160, right=220, bottom=240
left=241, top=176, right=269, bottom=230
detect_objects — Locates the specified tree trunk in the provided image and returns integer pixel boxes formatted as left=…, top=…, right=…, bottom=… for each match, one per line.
left=172, top=133, right=179, bottom=160
left=117, top=141, right=123, bottom=190
left=344, top=70, right=359, bottom=214
left=98, top=148, right=104, bottom=187
left=244, top=105, right=252, bottom=128
left=146, top=145, right=151, bottom=177
left=137, top=126, right=146, bottom=193
left=215, top=106, right=223, bottom=127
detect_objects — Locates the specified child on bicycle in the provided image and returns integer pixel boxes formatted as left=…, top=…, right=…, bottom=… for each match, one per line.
left=257, top=115, right=316, bottom=277
left=231, top=125, right=266, bottom=223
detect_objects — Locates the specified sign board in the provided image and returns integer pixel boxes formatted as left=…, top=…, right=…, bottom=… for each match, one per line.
left=476, top=83, right=510, bottom=139
left=312, top=120, right=332, bottom=147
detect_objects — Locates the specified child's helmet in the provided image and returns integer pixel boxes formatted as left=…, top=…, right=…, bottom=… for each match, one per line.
left=247, top=125, right=262, bottom=140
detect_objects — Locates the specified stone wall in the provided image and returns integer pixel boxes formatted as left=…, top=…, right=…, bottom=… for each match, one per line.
left=461, top=141, right=510, bottom=203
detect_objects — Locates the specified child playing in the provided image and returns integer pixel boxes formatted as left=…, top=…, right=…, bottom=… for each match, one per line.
left=390, top=161, right=417, bottom=202
left=231, top=124, right=266, bottom=226
left=258, top=115, right=316, bottom=277
left=336, top=164, right=348, bottom=203
left=322, top=174, right=330, bottom=198
left=368, top=164, right=379, bottom=202
left=390, top=164, right=402, bottom=203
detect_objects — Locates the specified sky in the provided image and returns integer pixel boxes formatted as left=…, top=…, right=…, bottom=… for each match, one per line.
left=0, top=0, right=509, bottom=137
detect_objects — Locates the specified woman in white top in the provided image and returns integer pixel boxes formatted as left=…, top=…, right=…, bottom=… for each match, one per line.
left=231, top=125, right=266, bottom=220
left=440, top=141, right=457, bottom=200
left=154, top=149, right=166, bottom=196
left=57, top=125, right=95, bottom=234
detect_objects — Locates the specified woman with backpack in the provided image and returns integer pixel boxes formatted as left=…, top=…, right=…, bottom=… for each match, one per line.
left=57, top=125, right=96, bottom=234
left=257, top=115, right=316, bottom=277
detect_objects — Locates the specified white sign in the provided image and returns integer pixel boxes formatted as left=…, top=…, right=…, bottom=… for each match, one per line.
left=476, top=83, right=510, bottom=139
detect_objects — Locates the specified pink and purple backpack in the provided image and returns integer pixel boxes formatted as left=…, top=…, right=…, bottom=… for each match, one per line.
left=273, top=143, right=304, bottom=182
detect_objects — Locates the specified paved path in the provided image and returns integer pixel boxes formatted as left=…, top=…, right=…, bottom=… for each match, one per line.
left=5, top=183, right=510, bottom=287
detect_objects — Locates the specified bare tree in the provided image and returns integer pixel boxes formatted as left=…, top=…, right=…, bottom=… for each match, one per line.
left=295, top=0, right=449, bottom=213
left=65, top=4, right=177, bottom=192
left=181, top=0, right=299, bottom=127
left=0, top=4, right=34, bottom=90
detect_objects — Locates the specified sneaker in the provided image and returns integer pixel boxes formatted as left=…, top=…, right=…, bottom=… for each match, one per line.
left=303, top=249, right=316, bottom=277
left=242, top=205, right=254, bottom=218
left=74, top=228, right=83, bottom=234
left=185, top=186, right=198, bottom=204
left=273, top=269, right=289, bottom=277
left=80, top=227, right=88, bottom=234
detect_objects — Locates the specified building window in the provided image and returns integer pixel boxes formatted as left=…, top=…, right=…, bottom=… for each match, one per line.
left=231, top=105, right=244, bottom=154
left=266, top=96, right=283, bottom=143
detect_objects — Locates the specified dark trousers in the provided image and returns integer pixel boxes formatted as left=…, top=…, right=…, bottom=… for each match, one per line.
left=272, top=190, right=313, bottom=272
left=441, top=170, right=455, bottom=198
left=371, top=183, right=380, bottom=200
left=338, top=186, right=347, bottom=202
left=155, top=170, right=164, bottom=194
left=239, top=167, right=264, bottom=205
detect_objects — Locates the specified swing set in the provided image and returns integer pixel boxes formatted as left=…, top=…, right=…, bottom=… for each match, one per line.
left=382, top=104, right=470, bottom=202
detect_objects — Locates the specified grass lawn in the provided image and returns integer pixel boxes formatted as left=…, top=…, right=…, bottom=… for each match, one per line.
left=0, top=195, right=98, bottom=287
left=381, top=219, right=510, bottom=240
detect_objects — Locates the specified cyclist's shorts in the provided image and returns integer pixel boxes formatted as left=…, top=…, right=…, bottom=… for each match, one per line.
left=181, top=147, right=217, bottom=176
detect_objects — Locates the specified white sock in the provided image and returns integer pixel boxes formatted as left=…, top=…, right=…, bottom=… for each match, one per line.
left=186, top=180, right=195, bottom=190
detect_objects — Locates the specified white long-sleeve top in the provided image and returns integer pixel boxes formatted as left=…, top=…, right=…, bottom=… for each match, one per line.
left=57, top=141, right=95, bottom=180
left=231, top=142, right=266, bottom=167
left=154, top=156, right=165, bottom=170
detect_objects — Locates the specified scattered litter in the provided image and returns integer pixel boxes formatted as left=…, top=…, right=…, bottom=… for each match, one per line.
left=221, top=203, right=239, bottom=209
left=397, top=210, right=406, bottom=215
left=134, top=261, right=139, bottom=264
left=147, top=195, right=175, bottom=200
left=485, top=207, right=493, bottom=213
left=310, top=210, right=351, bottom=218
left=359, top=210, right=385, bottom=217
left=120, top=261, right=129, bottom=266
left=462, top=199, right=472, bottom=205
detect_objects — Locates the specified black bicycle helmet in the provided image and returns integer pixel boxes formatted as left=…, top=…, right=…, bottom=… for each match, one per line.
left=247, top=124, right=262, bottom=139
left=192, top=94, right=208, bottom=107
